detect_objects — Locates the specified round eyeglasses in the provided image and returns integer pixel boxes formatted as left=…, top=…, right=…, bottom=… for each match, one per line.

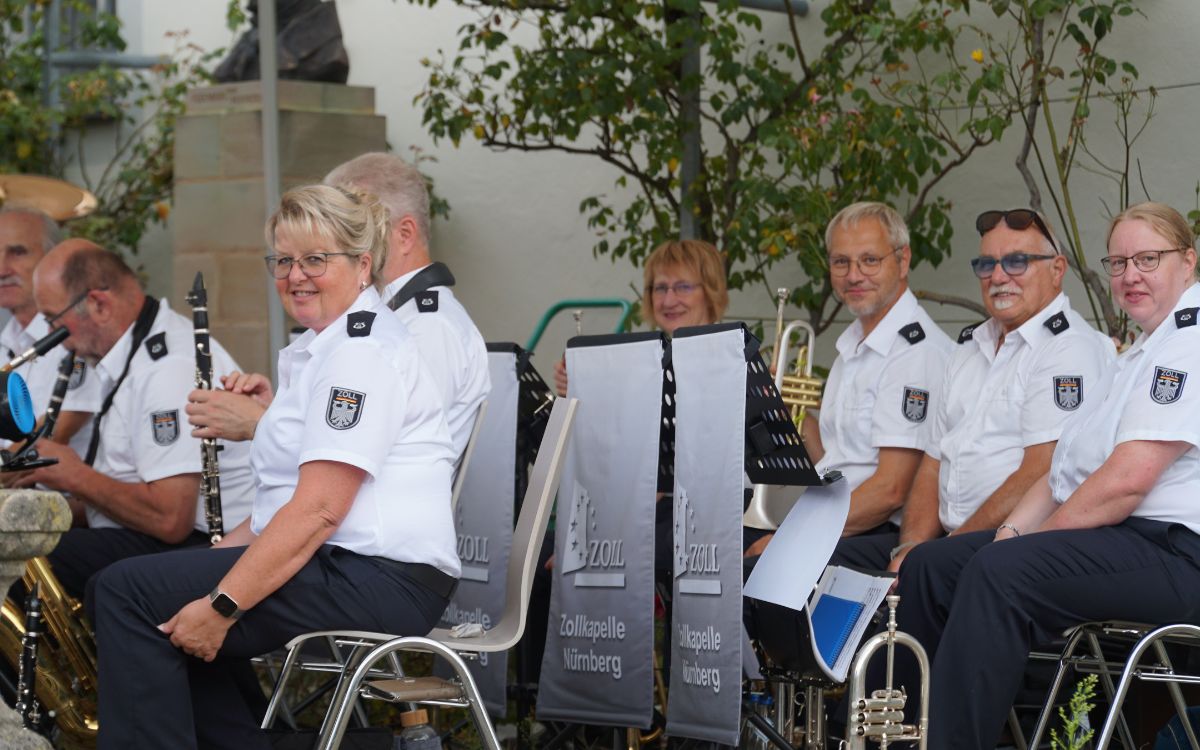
left=1099, top=248, right=1187, bottom=277
left=264, top=252, right=355, bottom=279
left=829, top=246, right=904, bottom=277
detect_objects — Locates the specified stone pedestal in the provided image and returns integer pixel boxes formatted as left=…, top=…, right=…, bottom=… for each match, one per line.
left=0, top=489, right=71, bottom=750
left=172, top=80, right=388, bottom=375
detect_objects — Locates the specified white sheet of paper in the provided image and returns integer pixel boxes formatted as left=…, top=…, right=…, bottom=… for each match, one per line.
left=743, top=479, right=850, bottom=611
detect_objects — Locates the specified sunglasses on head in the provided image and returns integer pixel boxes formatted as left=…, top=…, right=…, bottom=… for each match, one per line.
left=975, top=209, right=1059, bottom=254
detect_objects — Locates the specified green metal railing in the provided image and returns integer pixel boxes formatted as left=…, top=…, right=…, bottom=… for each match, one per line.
left=525, top=298, right=634, bottom=352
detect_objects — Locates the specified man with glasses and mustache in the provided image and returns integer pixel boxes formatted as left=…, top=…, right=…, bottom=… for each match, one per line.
left=745, top=202, right=954, bottom=567
left=886, top=209, right=1114, bottom=574
left=6, top=239, right=256, bottom=603
left=0, top=208, right=101, bottom=459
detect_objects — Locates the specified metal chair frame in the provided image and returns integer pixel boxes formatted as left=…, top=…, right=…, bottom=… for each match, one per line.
left=1028, top=621, right=1200, bottom=750
left=261, top=397, right=578, bottom=750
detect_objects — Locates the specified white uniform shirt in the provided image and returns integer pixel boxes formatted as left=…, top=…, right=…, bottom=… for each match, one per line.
left=384, top=266, right=490, bottom=459
left=0, top=314, right=102, bottom=457
left=250, top=288, right=460, bottom=577
left=931, top=293, right=1115, bottom=531
left=88, top=300, right=256, bottom=533
left=1050, top=283, right=1200, bottom=534
left=817, top=289, right=954, bottom=524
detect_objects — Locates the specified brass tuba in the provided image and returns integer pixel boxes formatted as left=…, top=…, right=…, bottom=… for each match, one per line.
left=845, top=594, right=930, bottom=749
left=744, top=289, right=825, bottom=530
left=0, top=557, right=99, bottom=746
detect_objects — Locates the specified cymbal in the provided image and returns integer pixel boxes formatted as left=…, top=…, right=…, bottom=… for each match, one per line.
left=0, top=174, right=97, bottom=221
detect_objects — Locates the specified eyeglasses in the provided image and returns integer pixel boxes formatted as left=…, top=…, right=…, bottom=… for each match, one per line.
left=264, top=252, right=356, bottom=279
left=829, top=246, right=904, bottom=277
left=976, top=209, right=1059, bottom=253
left=650, top=281, right=701, bottom=297
left=969, top=252, right=1057, bottom=279
left=1100, top=248, right=1187, bottom=277
left=45, top=288, right=98, bottom=329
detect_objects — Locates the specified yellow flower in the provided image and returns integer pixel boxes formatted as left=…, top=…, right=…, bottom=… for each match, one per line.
left=971, top=49, right=985, bottom=64
left=667, top=157, right=680, bottom=175
left=154, top=201, right=170, bottom=221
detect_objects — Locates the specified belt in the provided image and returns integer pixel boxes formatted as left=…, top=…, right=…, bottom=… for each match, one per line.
left=371, top=557, right=459, bottom=600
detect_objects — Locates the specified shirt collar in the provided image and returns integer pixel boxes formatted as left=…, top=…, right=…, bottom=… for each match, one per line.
left=835, top=288, right=919, bottom=358
left=287, top=286, right=383, bottom=363
left=0, top=313, right=49, bottom=352
left=382, top=264, right=432, bottom=302
left=1127, top=281, right=1200, bottom=356
left=973, top=292, right=1069, bottom=354
left=95, top=297, right=166, bottom=384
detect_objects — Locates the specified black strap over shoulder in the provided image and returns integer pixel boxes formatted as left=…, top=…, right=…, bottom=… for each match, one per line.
left=386, top=262, right=456, bottom=312
left=84, top=296, right=161, bottom=466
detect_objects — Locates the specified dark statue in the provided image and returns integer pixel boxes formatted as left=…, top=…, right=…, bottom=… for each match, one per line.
left=214, top=0, right=349, bottom=84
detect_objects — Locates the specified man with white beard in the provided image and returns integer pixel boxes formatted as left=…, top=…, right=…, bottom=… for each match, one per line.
left=884, top=209, right=1115, bottom=574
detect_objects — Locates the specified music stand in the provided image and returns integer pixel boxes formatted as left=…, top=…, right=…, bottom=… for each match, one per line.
left=672, top=323, right=825, bottom=488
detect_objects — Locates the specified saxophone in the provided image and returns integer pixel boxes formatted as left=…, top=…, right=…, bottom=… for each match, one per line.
left=187, top=272, right=224, bottom=544
left=0, top=353, right=100, bottom=747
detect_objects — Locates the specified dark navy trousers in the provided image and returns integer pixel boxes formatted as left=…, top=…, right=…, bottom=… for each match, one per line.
left=884, top=519, right=1200, bottom=750
left=91, top=544, right=450, bottom=750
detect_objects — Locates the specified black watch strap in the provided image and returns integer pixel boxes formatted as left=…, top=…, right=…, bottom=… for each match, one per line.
left=208, top=588, right=245, bottom=620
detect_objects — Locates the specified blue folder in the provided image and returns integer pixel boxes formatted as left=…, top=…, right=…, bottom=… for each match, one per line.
left=810, top=594, right=865, bottom=667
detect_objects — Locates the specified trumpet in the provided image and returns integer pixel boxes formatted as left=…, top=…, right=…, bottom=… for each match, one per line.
left=846, top=595, right=930, bottom=749
left=744, top=289, right=825, bottom=530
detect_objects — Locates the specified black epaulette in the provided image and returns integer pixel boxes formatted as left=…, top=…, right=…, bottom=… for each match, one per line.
left=416, top=290, right=439, bottom=313
left=1043, top=311, right=1069, bottom=335
left=347, top=311, right=376, bottom=337
left=898, top=322, right=926, bottom=345
left=144, top=332, right=168, bottom=360
left=958, top=321, right=983, bottom=344
left=1175, top=308, right=1199, bottom=328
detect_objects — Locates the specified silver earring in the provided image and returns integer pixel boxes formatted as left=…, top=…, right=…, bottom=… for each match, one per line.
left=360, top=281, right=368, bottom=290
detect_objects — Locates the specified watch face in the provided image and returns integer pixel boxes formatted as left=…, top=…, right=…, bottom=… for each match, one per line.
left=210, top=591, right=238, bottom=618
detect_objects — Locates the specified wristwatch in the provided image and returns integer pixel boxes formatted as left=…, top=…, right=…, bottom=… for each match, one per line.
left=208, top=588, right=245, bottom=620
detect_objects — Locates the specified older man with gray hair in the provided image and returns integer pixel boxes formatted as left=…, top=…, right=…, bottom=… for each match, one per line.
left=0, top=208, right=100, bottom=455
left=187, top=152, right=489, bottom=462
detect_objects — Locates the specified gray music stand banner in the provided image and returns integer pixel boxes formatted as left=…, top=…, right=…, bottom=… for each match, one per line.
left=437, top=349, right=518, bottom=716
left=665, top=325, right=746, bottom=745
left=536, top=333, right=663, bottom=728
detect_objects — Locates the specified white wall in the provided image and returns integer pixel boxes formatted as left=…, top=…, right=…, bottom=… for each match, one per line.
left=110, top=0, right=1200, bottom=368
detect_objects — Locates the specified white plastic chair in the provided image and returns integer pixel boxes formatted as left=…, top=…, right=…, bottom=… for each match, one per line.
left=451, top=399, right=488, bottom=512
left=261, top=396, right=578, bottom=750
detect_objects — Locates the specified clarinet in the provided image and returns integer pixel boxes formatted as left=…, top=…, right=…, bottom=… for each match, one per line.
left=42, top=353, right=76, bottom=440
left=14, top=583, right=42, bottom=730
left=186, top=273, right=224, bottom=544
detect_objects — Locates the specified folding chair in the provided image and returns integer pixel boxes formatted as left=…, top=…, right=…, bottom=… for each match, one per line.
left=254, top=399, right=488, bottom=728
left=261, top=396, right=578, bottom=750
left=1028, top=621, right=1200, bottom=750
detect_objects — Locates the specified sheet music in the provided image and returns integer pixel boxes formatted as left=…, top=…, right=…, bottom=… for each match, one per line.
left=743, top=479, right=850, bottom=611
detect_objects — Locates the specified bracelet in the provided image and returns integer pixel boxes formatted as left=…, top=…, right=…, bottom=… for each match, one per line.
left=997, top=523, right=1021, bottom=537
left=889, top=540, right=918, bottom=561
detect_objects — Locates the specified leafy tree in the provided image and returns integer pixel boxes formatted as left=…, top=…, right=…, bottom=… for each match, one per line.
left=0, top=1, right=217, bottom=256
left=403, top=0, right=1149, bottom=334
left=407, top=0, right=1013, bottom=330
